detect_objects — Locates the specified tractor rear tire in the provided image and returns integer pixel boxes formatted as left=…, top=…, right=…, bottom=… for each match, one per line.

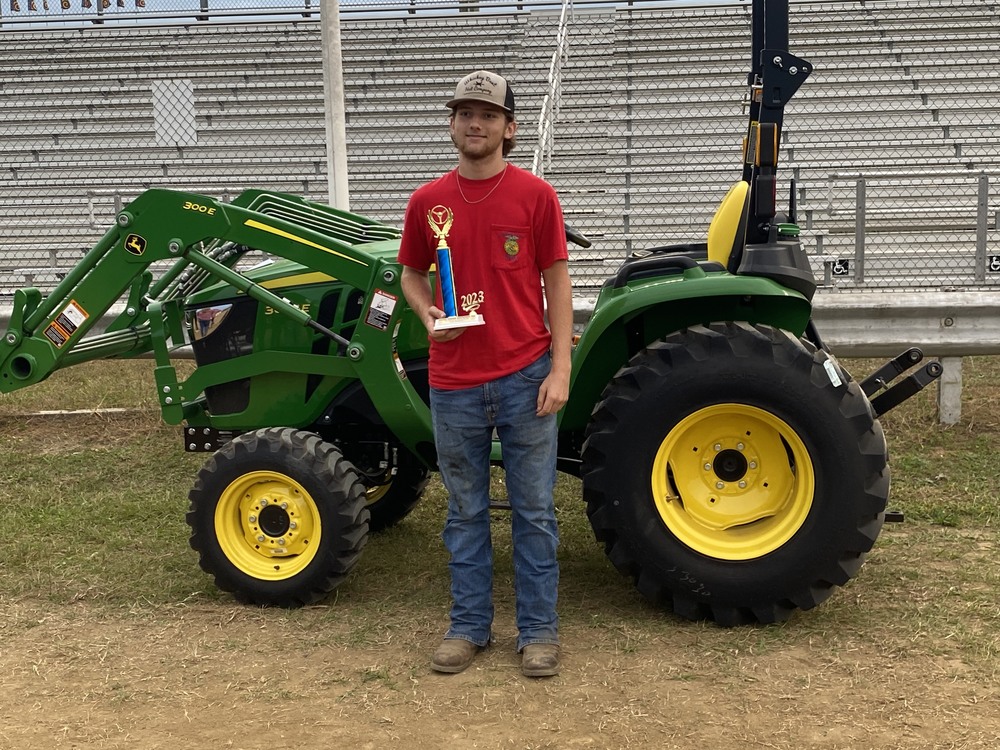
left=187, top=427, right=369, bottom=607
left=581, top=322, right=889, bottom=625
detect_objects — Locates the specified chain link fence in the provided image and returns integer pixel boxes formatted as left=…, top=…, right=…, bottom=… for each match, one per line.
left=2, top=0, right=999, bottom=294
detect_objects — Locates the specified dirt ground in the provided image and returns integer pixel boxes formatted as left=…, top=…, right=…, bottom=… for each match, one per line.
left=3, top=406, right=998, bottom=749
left=3, top=594, right=998, bottom=750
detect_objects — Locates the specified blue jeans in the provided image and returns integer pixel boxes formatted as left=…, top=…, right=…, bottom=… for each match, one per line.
left=430, top=353, right=560, bottom=652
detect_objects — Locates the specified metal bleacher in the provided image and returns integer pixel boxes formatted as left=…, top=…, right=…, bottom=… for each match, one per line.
left=1, top=0, right=999, bottom=294
left=784, top=0, right=1000, bottom=288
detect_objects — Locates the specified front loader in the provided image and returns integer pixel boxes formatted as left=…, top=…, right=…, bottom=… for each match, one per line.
left=1, top=0, right=941, bottom=624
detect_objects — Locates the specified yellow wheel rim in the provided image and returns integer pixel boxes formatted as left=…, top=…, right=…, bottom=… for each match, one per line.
left=364, top=467, right=393, bottom=505
left=214, top=470, right=322, bottom=581
left=651, top=404, right=814, bottom=561
left=366, top=484, right=390, bottom=503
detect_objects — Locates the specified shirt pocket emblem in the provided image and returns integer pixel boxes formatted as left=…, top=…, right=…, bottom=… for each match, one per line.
left=503, top=234, right=520, bottom=259
left=492, top=224, right=531, bottom=270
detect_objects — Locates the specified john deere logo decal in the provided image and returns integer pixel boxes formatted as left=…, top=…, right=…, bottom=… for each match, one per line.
left=124, top=234, right=147, bottom=256
left=504, top=234, right=520, bottom=258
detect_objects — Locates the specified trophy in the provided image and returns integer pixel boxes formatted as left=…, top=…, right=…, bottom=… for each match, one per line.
left=427, top=205, right=486, bottom=331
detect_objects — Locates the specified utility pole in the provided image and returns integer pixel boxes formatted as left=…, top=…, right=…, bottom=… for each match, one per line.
left=321, top=0, right=350, bottom=210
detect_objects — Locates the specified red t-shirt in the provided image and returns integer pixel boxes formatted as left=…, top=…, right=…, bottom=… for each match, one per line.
left=397, top=163, right=569, bottom=390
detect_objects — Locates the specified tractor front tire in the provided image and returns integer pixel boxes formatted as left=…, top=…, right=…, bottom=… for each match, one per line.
left=581, top=322, right=889, bottom=625
left=361, top=448, right=430, bottom=533
left=187, top=427, right=369, bottom=607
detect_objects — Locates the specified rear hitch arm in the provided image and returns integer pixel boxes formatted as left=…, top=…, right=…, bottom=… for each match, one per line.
left=859, top=347, right=923, bottom=396
left=865, top=350, right=944, bottom=417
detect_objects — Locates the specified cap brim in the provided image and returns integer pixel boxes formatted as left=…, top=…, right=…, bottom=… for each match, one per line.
left=445, top=95, right=514, bottom=114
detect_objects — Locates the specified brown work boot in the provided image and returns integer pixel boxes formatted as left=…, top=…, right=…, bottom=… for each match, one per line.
left=521, top=643, right=560, bottom=677
left=431, top=639, right=481, bottom=674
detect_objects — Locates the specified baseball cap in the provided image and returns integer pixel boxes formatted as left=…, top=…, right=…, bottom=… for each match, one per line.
left=446, top=70, right=515, bottom=115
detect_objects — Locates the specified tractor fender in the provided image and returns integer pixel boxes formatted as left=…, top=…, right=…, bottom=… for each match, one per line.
left=560, top=272, right=812, bottom=433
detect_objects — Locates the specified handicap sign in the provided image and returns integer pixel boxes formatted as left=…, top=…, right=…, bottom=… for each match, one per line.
left=989, top=255, right=1000, bottom=273
left=832, top=259, right=850, bottom=276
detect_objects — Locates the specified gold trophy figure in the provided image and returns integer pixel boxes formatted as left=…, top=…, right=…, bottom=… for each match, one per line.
left=427, top=205, right=486, bottom=331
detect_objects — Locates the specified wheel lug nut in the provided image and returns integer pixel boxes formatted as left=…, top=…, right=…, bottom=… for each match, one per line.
left=749, top=461, right=758, bottom=469
left=737, top=442, right=745, bottom=451
left=280, top=502, right=288, bottom=510
left=260, top=498, right=268, bottom=506
left=257, top=535, right=265, bottom=542
left=278, top=538, right=286, bottom=546
left=248, top=515, right=256, bottom=523
left=289, top=522, right=297, bottom=530
left=715, top=482, right=725, bottom=490
left=714, top=443, right=722, bottom=452
left=738, top=481, right=747, bottom=489
left=704, top=463, right=712, bottom=471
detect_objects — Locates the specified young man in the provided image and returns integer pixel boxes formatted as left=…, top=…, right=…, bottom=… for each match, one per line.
left=397, top=70, right=573, bottom=678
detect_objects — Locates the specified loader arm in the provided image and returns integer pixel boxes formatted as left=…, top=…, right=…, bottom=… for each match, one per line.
left=0, top=189, right=435, bottom=465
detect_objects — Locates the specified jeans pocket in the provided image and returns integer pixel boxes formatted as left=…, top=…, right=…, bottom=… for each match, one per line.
left=514, top=353, right=552, bottom=384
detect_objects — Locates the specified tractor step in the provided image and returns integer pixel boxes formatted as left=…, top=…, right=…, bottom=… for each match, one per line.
left=885, top=510, right=905, bottom=523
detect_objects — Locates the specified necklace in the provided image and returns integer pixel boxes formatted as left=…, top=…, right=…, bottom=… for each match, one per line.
left=455, top=164, right=508, bottom=205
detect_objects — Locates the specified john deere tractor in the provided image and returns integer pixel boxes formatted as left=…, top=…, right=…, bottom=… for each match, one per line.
left=0, top=0, right=940, bottom=624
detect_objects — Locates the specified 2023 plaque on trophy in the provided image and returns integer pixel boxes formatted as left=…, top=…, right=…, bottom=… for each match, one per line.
left=427, top=205, right=486, bottom=331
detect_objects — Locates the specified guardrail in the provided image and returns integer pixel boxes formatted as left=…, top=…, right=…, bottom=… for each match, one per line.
left=811, top=290, right=999, bottom=425
left=4, top=289, right=995, bottom=424
left=573, top=289, right=1000, bottom=424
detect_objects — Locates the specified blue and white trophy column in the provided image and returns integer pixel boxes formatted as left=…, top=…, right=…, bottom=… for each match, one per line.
left=427, top=205, right=486, bottom=331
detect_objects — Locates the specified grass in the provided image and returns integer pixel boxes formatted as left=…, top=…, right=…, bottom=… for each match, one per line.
left=0, top=355, right=998, bottom=672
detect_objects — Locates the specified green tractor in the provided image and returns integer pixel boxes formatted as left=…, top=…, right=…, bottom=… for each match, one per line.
left=0, top=0, right=940, bottom=625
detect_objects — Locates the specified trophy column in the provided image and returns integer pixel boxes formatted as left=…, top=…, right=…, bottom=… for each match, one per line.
left=427, top=205, right=486, bottom=331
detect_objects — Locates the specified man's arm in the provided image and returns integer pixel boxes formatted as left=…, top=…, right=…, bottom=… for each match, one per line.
left=400, top=265, right=465, bottom=343
left=537, top=259, right=573, bottom=416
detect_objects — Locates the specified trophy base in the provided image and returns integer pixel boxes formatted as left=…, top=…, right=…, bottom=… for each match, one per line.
left=434, top=314, right=486, bottom=331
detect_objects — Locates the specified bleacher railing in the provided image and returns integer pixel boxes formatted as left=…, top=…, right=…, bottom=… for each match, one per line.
left=531, top=0, right=572, bottom=178
left=808, top=171, right=1000, bottom=289
left=0, top=0, right=706, bottom=27
left=2, top=0, right=999, bottom=295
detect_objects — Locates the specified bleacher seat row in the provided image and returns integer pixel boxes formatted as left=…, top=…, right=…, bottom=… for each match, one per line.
left=1, top=0, right=998, bottom=293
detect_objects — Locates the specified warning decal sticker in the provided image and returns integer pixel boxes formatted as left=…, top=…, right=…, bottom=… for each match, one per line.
left=43, top=300, right=90, bottom=348
left=364, top=289, right=397, bottom=331
left=391, top=321, right=407, bottom=380
left=44, top=323, right=69, bottom=348
left=55, top=300, right=89, bottom=336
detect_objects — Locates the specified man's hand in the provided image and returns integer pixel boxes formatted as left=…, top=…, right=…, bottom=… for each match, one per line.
left=538, top=259, right=573, bottom=417
left=401, top=266, right=465, bottom=343
left=424, top=305, right=466, bottom=343
left=536, top=367, right=569, bottom=416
